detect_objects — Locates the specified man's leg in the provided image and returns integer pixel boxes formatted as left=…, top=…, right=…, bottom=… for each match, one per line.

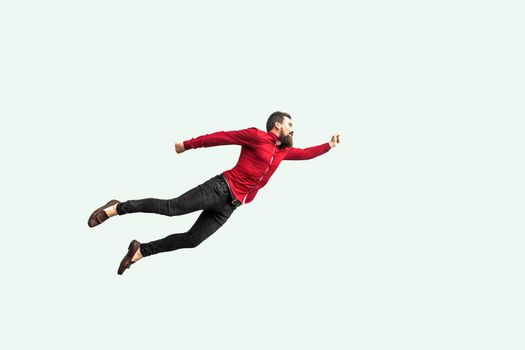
left=116, top=182, right=208, bottom=217
left=95, top=176, right=221, bottom=225
left=117, top=209, right=233, bottom=274
left=139, top=207, right=234, bottom=257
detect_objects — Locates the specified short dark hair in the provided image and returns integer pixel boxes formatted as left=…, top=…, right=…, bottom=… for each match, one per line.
left=266, top=111, right=291, bottom=132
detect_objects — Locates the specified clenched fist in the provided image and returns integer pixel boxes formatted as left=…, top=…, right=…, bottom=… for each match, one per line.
left=329, top=133, right=341, bottom=148
left=175, top=141, right=186, bottom=154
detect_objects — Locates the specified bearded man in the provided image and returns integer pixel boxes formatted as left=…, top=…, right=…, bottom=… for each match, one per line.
left=87, top=111, right=341, bottom=275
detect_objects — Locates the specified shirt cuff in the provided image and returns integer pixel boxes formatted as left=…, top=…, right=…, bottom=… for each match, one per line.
left=183, top=140, right=193, bottom=150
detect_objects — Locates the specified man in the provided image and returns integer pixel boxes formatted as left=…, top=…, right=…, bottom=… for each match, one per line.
left=88, top=111, right=341, bottom=275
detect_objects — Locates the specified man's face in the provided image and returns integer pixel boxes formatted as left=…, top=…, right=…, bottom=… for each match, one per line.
left=277, top=116, right=294, bottom=147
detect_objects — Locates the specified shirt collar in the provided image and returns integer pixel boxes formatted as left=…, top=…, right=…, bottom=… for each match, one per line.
left=267, top=131, right=284, bottom=148
left=267, top=130, right=279, bottom=141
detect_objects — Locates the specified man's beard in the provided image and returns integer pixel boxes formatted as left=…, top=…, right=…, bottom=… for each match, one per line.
left=279, top=130, right=293, bottom=148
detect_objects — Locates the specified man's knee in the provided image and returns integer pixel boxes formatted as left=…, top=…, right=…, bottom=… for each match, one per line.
left=181, top=234, right=201, bottom=248
left=162, top=199, right=179, bottom=216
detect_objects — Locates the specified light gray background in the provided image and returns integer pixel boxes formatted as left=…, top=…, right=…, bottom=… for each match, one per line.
left=2, top=1, right=524, bottom=349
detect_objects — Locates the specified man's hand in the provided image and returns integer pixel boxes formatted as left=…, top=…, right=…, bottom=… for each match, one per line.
left=175, top=141, right=186, bottom=154
left=329, top=133, right=341, bottom=148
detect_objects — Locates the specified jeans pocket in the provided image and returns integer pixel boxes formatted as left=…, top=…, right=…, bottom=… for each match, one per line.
left=212, top=180, right=228, bottom=196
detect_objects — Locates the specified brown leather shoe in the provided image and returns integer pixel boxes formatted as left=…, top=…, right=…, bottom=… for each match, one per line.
left=87, top=199, right=120, bottom=227
left=118, top=240, right=141, bottom=275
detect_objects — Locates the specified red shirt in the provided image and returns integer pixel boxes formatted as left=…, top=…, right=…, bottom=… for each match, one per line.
left=183, top=127, right=332, bottom=204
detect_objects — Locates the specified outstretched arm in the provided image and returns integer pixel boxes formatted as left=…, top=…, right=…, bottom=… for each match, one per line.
left=284, top=133, right=341, bottom=160
left=175, top=127, right=258, bottom=154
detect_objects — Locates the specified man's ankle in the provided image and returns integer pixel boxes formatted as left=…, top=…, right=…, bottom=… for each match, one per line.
left=131, top=248, right=143, bottom=262
left=104, top=204, right=118, bottom=217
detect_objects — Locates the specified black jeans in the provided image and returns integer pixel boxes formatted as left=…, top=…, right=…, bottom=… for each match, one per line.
left=116, top=173, right=240, bottom=257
